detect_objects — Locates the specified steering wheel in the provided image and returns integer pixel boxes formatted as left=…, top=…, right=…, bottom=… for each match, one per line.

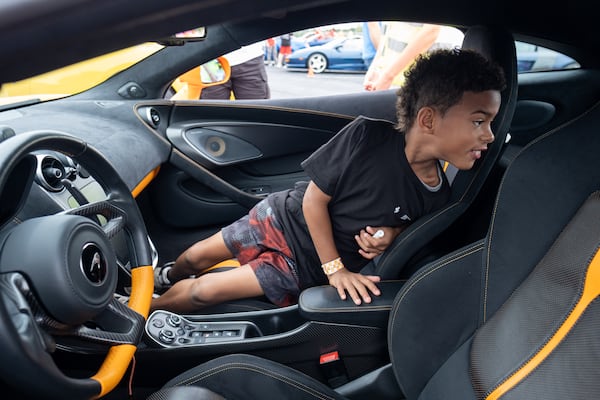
left=0, top=131, right=154, bottom=399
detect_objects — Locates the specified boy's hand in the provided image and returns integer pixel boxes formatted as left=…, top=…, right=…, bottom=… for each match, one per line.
left=327, top=267, right=381, bottom=305
left=355, top=226, right=399, bottom=259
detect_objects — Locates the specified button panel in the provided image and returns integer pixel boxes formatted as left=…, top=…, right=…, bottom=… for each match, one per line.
left=145, top=310, right=261, bottom=348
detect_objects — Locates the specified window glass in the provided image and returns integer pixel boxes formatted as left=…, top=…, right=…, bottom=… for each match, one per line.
left=515, top=41, right=579, bottom=72
left=205, top=22, right=466, bottom=100
left=0, top=43, right=164, bottom=106
left=253, top=28, right=581, bottom=99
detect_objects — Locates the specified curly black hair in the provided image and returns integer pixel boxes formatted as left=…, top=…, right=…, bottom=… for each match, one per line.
left=396, top=48, right=506, bottom=132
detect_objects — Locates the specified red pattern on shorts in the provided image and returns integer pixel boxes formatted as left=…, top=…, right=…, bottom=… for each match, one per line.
left=222, top=199, right=300, bottom=307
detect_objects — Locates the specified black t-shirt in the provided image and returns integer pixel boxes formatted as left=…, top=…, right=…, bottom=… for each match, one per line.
left=280, top=34, right=291, bottom=47
left=269, top=116, right=450, bottom=288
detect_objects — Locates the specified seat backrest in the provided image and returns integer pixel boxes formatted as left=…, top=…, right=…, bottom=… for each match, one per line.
left=373, top=25, right=518, bottom=279
left=388, top=100, right=600, bottom=399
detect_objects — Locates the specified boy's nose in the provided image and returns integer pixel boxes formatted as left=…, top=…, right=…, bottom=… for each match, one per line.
left=483, top=128, right=495, bottom=144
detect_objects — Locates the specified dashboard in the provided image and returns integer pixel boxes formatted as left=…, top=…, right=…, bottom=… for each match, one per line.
left=18, top=150, right=158, bottom=295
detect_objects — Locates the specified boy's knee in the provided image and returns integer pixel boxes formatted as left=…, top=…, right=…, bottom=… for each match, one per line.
left=188, top=278, right=218, bottom=308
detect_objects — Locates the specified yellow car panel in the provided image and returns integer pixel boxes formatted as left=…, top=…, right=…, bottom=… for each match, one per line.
left=0, top=43, right=164, bottom=102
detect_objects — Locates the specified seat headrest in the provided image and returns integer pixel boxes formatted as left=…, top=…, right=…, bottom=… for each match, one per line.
left=449, top=25, right=517, bottom=200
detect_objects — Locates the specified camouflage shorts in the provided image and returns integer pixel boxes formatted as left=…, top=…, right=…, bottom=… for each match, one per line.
left=222, top=198, right=300, bottom=307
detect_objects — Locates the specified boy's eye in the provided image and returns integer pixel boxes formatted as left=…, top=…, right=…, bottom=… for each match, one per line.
left=473, top=120, right=484, bottom=127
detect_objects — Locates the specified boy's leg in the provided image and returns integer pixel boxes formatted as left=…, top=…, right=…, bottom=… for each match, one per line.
left=165, top=231, right=234, bottom=283
left=150, top=264, right=263, bottom=314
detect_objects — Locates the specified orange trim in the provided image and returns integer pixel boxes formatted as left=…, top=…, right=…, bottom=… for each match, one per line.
left=131, top=166, right=160, bottom=198
left=486, top=248, right=600, bottom=399
left=91, top=265, right=153, bottom=397
left=91, top=344, right=137, bottom=398
left=128, top=265, right=154, bottom=318
left=443, top=161, right=449, bottom=172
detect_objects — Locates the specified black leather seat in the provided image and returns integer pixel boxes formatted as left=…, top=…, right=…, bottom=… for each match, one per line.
left=147, top=82, right=600, bottom=400
left=372, top=25, right=518, bottom=279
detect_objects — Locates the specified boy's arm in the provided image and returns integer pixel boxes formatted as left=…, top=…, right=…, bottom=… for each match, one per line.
left=303, top=181, right=339, bottom=263
left=303, top=181, right=381, bottom=305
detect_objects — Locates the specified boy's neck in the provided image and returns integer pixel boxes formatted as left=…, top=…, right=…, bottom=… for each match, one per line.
left=404, top=131, right=441, bottom=186
left=410, top=160, right=441, bottom=187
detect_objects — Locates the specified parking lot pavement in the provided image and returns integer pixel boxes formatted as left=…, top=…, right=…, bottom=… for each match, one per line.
left=265, top=64, right=366, bottom=99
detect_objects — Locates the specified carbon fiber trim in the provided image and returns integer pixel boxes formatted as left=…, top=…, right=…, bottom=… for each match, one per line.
left=470, top=191, right=600, bottom=398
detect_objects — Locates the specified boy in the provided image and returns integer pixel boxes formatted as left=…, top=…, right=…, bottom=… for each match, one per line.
left=150, top=48, right=506, bottom=313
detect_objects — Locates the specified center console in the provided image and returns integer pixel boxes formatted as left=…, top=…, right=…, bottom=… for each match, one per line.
left=144, top=280, right=405, bottom=348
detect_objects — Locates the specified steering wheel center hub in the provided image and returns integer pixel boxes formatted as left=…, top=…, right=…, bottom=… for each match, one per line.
left=81, top=242, right=108, bottom=285
left=0, top=214, right=118, bottom=325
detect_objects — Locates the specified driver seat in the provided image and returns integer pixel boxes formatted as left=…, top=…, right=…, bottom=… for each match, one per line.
left=147, top=99, right=600, bottom=397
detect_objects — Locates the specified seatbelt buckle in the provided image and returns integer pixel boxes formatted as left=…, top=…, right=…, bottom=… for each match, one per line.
left=319, top=351, right=349, bottom=388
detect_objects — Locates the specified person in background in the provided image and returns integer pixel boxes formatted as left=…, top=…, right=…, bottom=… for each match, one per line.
left=265, top=37, right=276, bottom=66
left=277, top=33, right=292, bottom=67
left=149, top=48, right=506, bottom=314
left=364, top=22, right=464, bottom=91
left=361, top=21, right=382, bottom=69
left=201, top=42, right=270, bottom=99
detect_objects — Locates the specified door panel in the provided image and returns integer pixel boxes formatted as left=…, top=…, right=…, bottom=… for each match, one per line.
left=150, top=103, right=355, bottom=229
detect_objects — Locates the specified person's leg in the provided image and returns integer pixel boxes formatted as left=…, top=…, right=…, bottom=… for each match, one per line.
left=230, top=56, right=270, bottom=99
left=150, top=264, right=264, bottom=313
left=267, top=47, right=275, bottom=65
left=151, top=197, right=300, bottom=313
left=157, top=201, right=264, bottom=291
left=167, top=231, right=234, bottom=282
left=199, top=79, right=232, bottom=99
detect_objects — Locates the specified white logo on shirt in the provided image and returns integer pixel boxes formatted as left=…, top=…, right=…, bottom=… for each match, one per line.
left=394, top=206, right=411, bottom=221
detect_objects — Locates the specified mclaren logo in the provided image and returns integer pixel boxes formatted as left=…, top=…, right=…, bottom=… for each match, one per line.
left=81, top=243, right=107, bottom=285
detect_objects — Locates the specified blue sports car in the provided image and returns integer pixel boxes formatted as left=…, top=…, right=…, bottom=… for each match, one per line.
left=285, top=36, right=366, bottom=73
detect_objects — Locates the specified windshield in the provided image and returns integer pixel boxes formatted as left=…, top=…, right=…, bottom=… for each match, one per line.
left=0, top=43, right=163, bottom=107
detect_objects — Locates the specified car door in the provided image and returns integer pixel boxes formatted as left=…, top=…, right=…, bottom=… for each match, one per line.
left=333, top=37, right=364, bottom=69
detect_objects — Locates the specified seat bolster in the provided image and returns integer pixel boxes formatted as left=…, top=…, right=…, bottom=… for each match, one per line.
left=471, top=192, right=600, bottom=399
left=388, top=240, right=485, bottom=399
left=158, top=354, right=345, bottom=400
left=147, top=386, right=224, bottom=400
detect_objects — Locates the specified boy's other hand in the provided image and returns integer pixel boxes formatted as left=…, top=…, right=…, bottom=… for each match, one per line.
left=328, top=268, right=381, bottom=305
left=355, top=226, right=400, bottom=259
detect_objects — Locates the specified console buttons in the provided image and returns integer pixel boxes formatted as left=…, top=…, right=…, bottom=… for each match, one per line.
left=152, top=319, right=164, bottom=328
left=145, top=310, right=261, bottom=348
left=159, top=329, right=175, bottom=344
left=166, top=314, right=182, bottom=327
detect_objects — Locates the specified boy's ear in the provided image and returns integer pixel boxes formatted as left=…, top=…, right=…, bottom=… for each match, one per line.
left=416, top=107, right=435, bottom=132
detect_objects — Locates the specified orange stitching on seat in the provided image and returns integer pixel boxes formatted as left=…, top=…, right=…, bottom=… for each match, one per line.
left=486, top=246, right=600, bottom=399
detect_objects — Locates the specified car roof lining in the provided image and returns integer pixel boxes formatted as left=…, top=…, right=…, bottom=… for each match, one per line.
left=0, top=0, right=597, bottom=84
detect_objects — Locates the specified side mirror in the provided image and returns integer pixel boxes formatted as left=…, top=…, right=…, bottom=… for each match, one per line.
left=170, top=57, right=231, bottom=100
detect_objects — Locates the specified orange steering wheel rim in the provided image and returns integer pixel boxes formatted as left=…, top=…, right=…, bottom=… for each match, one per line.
left=91, top=265, right=154, bottom=397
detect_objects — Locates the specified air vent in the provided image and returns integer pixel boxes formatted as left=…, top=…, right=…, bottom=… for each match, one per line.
left=36, top=155, right=66, bottom=192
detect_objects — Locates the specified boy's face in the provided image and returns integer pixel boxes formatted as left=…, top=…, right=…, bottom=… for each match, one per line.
left=434, top=90, right=501, bottom=170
